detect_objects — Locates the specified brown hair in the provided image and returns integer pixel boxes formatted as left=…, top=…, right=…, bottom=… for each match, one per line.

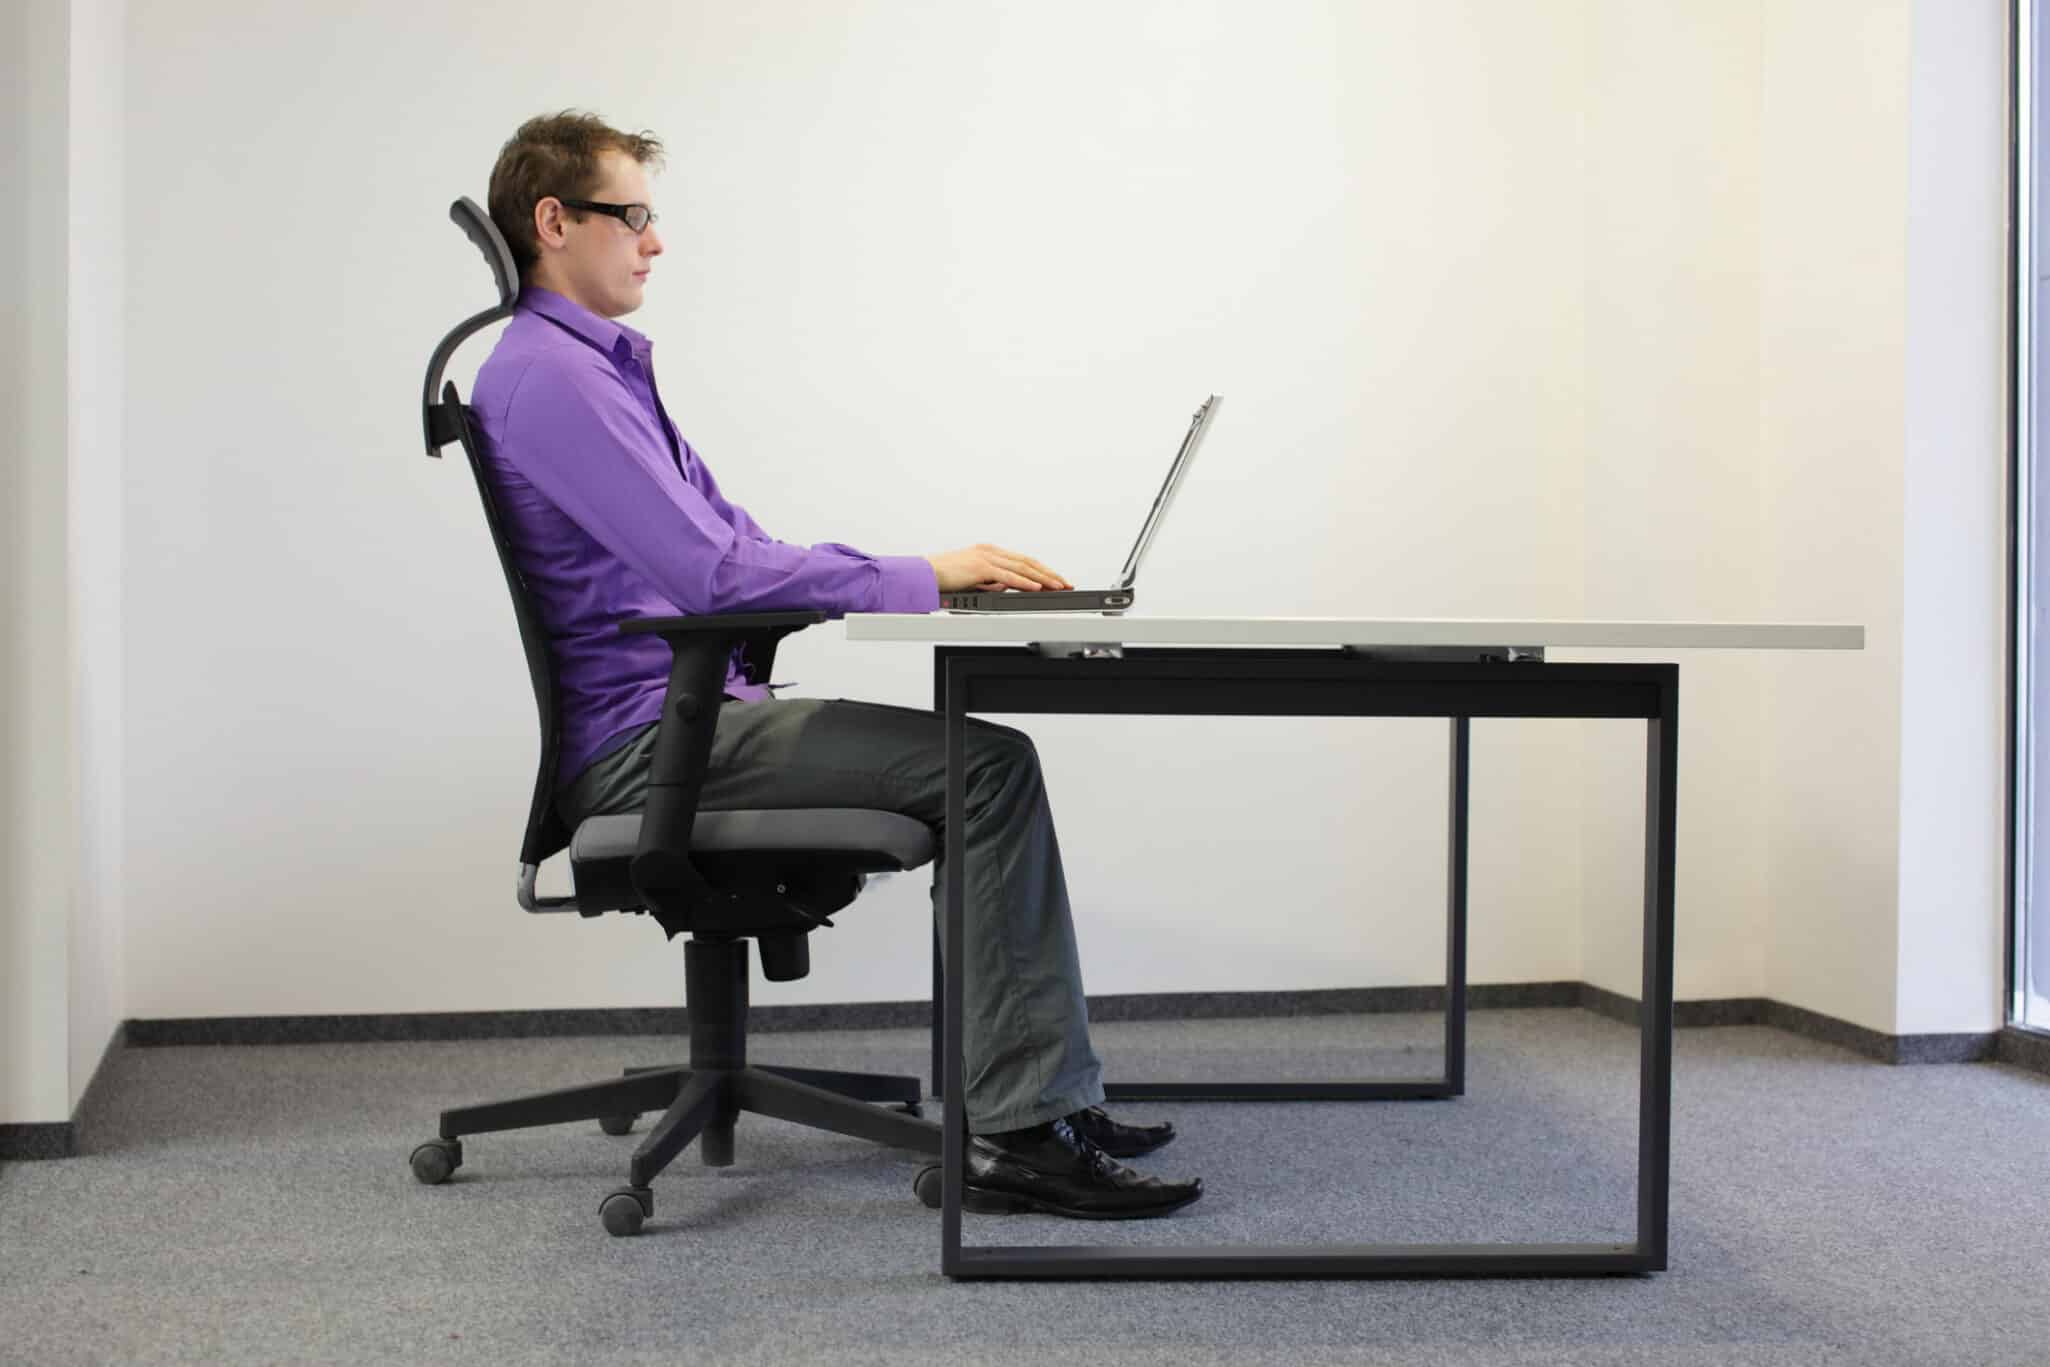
left=487, top=110, right=666, bottom=282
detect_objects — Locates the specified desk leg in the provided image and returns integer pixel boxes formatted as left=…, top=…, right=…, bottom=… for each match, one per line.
left=1103, top=715, right=1469, bottom=1102
left=930, top=930, right=944, bottom=1101
left=941, top=688, right=968, bottom=1273
left=1637, top=691, right=1679, bottom=1270
left=935, top=655, right=1671, bottom=1279
left=930, top=655, right=947, bottom=1100
left=1446, top=716, right=1469, bottom=1096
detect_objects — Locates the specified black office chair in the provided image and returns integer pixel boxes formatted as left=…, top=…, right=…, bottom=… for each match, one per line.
left=410, top=196, right=941, bottom=1237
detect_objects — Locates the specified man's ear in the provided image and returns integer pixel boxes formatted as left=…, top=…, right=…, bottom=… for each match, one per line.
left=532, top=196, right=566, bottom=251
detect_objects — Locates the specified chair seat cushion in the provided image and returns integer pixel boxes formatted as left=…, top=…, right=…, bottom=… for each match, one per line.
left=569, top=809, right=936, bottom=913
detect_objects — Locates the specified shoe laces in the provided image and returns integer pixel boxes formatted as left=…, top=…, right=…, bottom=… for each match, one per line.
left=1051, top=1117, right=1124, bottom=1180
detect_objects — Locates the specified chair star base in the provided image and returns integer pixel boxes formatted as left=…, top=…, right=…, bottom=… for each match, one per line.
left=410, top=938, right=939, bottom=1235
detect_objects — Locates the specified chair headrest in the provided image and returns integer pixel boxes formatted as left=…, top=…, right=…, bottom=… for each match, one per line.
left=450, top=196, right=518, bottom=308
left=421, top=196, right=521, bottom=455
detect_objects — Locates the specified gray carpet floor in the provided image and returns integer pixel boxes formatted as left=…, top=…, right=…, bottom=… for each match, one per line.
left=3, top=1008, right=2048, bottom=1366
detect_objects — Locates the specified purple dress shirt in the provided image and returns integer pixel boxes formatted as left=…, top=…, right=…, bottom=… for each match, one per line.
left=470, top=285, right=939, bottom=787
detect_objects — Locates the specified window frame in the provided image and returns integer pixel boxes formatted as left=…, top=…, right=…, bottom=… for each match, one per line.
left=2011, top=0, right=2041, bottom=1033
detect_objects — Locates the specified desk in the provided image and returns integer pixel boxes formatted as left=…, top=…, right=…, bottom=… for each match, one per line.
left=843, top=614, right=1864, bottom=1280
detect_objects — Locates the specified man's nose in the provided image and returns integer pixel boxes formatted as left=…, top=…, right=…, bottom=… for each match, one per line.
left=643, top=226, right=664, bottom=257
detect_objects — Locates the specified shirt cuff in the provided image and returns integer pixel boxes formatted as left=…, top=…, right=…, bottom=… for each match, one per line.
left=871, top=554, right=941, bottom=614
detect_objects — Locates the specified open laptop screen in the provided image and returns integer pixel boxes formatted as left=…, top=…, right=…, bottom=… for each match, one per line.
left=1113, top=394, right=1220, bottom=591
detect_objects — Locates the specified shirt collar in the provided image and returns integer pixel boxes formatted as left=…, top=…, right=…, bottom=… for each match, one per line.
left=518, top=284, right=651, bottom=363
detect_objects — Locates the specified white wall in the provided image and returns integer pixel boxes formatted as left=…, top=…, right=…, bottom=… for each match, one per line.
left=1, top=0, right=127, bottom=1128
left=1752, top=0, right=2012, bottom=1038
left=118, top=0, right=1592, bottom=1020
left=1756, top=0, right=1914, bottom=1038
left=1568, top=0, right=2010, bottom=1037
left=4, top=0, right=80, bottom=1127
left=1895, top=0, right=2009, bottom=1033
left=66, top=0, right=126, bottom=1109
left=1576, top=0, right=1770, bottom=1005
left=0, top=3, right=2010, bottom=1112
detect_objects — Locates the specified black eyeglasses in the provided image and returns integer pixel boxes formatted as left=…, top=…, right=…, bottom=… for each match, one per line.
left=559, top=198, right=659, bottom=234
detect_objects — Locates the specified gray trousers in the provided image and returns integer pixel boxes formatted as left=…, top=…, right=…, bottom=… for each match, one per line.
left=557, top=696, right=1106, bottom=1134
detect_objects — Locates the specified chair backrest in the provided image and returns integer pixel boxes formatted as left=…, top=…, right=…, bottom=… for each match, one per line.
left=422, top=198, right=572, bottom=870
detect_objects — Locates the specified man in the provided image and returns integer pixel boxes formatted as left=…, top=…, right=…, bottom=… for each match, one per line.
left=470, top=110, right=1201, bottom=1219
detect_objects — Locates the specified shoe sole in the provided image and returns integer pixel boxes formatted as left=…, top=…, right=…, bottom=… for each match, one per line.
left=913, top=1165, right=1201, bottom=1220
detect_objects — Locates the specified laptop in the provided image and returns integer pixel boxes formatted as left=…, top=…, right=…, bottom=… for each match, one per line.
left=940, top=394, right=1220, bottom=613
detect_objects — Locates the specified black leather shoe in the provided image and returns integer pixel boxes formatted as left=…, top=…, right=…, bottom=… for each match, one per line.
left=913, top=1118, right=1202, bottom=1220
left=1065, top=1105, right=1175, bottom=1157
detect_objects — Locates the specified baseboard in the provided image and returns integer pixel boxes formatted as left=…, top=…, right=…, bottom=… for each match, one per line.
left=0, top=1121, right=76, bottom=1161
left=0, top=1021, right=128, bottom=1162
left=22, top=990, right=2037, bottom=1163
left=1997, top=1024, right=2050, bottom=1075
left=4, top=982, right=2017, bottom=1163
left=1578, top=983, right=1771, bottom=1031
left=1576, top=984, right=2006, bottom=1064
left=121, top=983, right=1595, bottom=1048
left=118, top=979, right=2023, bottom=1067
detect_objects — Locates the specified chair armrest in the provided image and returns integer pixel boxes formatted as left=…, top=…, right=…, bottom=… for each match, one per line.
left=620, top=611, right=826, bottom=694
left=617, top=611, right=827, bottom=637
left=619, top=611, right=826, bottom=936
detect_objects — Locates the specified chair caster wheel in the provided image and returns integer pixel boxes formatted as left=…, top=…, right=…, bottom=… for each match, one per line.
left=599, top=1113, right=638, bottom=1136
left=912, top=1164, right=944, bottom=1209
left=600, top=1186, right=653, bottom=1237
left=409, top=1139, right=463, bottom=1185
left=897, top=1102, right=923, bottom=1118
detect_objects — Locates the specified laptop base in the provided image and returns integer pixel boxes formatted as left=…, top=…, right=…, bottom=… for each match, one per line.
left=939, top=588, right=1135, bottom=612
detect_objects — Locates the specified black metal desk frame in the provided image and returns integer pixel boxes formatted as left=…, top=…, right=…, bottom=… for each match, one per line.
left=929, top=644, right=1678, bottom=1279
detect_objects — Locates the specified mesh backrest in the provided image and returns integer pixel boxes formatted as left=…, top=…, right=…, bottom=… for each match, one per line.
left=444, top=381, right=573, bottom=867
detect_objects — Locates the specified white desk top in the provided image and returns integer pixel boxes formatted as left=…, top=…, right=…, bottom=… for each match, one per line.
left=842, top=614, right=1864, bottom=651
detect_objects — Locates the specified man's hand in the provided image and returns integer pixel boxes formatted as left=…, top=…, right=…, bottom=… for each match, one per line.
left=926, top=544, right=1074, bottom=594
